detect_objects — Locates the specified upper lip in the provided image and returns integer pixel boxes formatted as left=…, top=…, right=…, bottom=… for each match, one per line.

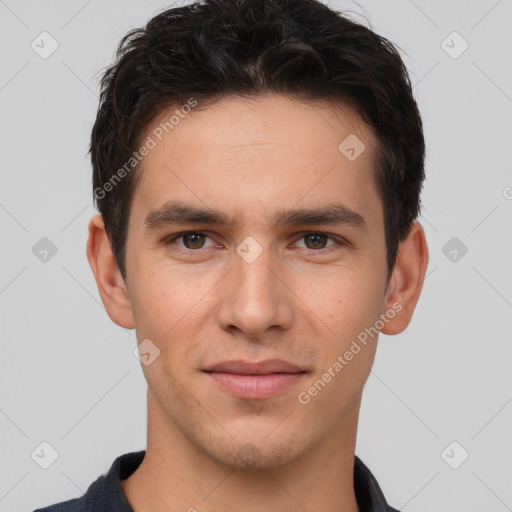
left=204, top=359, right=304, bottom=375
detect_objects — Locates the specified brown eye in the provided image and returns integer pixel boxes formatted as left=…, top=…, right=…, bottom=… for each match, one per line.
left=292, top=232, right=345, bottom=252
left=165, top=231, right=216, bottom=250
left=181, top=232, right=206, bottom=249
left=303, top=233, right=329, bottom=249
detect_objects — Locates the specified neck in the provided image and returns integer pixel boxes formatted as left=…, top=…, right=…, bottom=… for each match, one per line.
left=122, top=390, right=362, bottom=512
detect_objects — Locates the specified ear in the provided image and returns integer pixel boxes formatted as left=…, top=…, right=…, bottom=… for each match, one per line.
left=86, top=214, right=135, bottom=329
left=380, top=221, right=429, bottom=335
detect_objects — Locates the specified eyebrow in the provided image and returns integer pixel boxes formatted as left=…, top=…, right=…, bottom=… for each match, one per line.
left=143, top=199, right=368, bottom=233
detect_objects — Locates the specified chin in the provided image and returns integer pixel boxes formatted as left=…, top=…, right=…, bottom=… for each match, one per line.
left=200, top=435, right=305, bottom=472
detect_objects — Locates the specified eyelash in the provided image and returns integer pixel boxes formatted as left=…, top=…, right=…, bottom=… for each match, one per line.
left=164, top=231, right=348, bottom=254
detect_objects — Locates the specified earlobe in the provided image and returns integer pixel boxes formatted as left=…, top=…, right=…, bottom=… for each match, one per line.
left=380, top=221, right=429, bottom=336
left=86, top=214, right=136, bottom=329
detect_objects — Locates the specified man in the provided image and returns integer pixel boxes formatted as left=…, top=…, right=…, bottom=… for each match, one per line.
left=34, top=0, right=428, bottom=510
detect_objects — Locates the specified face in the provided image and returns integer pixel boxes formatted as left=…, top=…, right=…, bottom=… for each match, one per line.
left=115, top=94, right=401, bottom=469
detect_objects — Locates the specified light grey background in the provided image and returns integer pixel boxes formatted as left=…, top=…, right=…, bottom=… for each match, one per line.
left=1, top=0, right=511, bottom=511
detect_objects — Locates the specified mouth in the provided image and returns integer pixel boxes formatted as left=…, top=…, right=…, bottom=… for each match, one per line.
left=202, top=359, right=307, bottom=400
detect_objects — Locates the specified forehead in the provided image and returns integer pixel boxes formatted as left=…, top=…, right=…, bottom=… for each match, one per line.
left=130, top=93, right=382, bottom=232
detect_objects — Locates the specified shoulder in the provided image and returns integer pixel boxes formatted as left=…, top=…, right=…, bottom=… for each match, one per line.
left=32, top=451, right=145, bottom=512
left=33, top=496, right=85, bottom=512
left=354, top=455, right=402, bottom=512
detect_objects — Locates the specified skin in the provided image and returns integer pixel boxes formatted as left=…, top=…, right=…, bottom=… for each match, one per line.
left=87, top=94, right=428, bottom=512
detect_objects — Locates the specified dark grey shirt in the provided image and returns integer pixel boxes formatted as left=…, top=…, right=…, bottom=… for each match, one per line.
left=33, top=451, right=401, bottom=512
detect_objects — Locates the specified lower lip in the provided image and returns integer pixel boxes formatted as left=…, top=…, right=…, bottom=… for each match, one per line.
left=205, top=372, right=305, bottom=399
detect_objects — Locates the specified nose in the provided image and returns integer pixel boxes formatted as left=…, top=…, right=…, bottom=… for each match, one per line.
left=216, top=244, right=294, bottom=340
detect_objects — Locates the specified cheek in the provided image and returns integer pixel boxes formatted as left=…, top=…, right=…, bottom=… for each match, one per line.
left=296, top=282, right=380, bottom=415
left=129, top=267, right=218, bottom=371
left=130, top=264, right=207, bottom=329
left=292, top=268, right=383, bottom=342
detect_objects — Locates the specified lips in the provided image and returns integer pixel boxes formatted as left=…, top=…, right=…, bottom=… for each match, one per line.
left=204, top=359, right=304, bottom=375
left=203, top=359, right=306, bottom=399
